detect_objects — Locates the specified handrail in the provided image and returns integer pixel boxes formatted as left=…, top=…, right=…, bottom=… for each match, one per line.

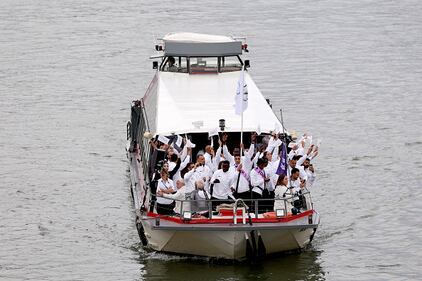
left=233, top=199, right=248, bottom=224
left=153, top=190, right=313, bottom=219
left=130, top=101, right=152, bottom=211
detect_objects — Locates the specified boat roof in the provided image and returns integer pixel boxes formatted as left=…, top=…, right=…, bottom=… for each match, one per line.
left=162, top=32, right=237, bottom=43
left=161, top=32, right=242, bottom=57
left=142, top=71, right=284, bottom=136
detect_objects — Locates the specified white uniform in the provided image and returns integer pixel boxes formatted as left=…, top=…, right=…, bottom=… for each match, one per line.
left=204, top=152, right=214, bottom=171
left=288, top=163, right=308, bottom=182
left=250, top=167, right=266, bottom=195
left=230, top=164, right=250, bottom=194
left=171, top=155, right=191, bottom=182
left=162, top=185, right=190, bottom=214
left=273, top=184, right=293, bottom=212
left=183, top=169, right=195, bottom=193
left=304, top=167, right=316, bottom=188
left=204, top=147, right=222, bottom=172
left=287, top=178, right=301, bottom=194
left=210, top=169, right=234, bottom=199
left=156, top=179, right=176, bottom=205
left=222, top=144, right=255, bottom=169
left=184, top=165, right=212, bottom=191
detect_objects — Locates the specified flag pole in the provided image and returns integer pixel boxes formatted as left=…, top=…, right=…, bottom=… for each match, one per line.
left=240, top=65, right=245, bottom=157
left=240, top=109, right=244, bottom=156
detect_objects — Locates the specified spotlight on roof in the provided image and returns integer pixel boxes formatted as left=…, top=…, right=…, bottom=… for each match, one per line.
left=219, top=119, right=225, bottom=131
left=244, top=60, right=250, bottom=68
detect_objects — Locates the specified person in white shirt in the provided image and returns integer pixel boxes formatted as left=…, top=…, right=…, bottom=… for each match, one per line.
left=166, top=56, right=178, bottom=72
left=255, top=151, right=278, bottom=212
left=288, top=168, right=305, bottom=194
left=188, top=154, right=212, bottom=192
left=204, top=145, right=215, bottom=171
left=250, top=158, right=271, bottom=212
left=155, top=170, right=176, bottom=215
left=169, top=146, right=192, bottom=182
left=231, top=161, right=251, bottom=202
left=302, top=158, right=316, bottom=188
left=182, top=162, right=196, bottom=193
left=288, top=168, right=308, bottom=214
left=158, top=179, right=190, bottom=215
left=221, top=134, right=255, bottom=171
left=228, top=140, right=255, bottom=198
left=263, top=150, right=279, bottom=191
left=287, top=144, right=315, bottom=182
left=210, top=160, right=235, bottom=209
left=274, top=174, right=293, bottom=214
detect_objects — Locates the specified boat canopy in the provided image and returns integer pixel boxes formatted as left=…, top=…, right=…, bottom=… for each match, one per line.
left=162, top=32, right=242, bottom=57
left=142, top=71, right=284, bottom=136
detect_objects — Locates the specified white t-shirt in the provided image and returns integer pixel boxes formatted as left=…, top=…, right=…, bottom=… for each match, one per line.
left=210, top=169, right=234, bottom=199
left=274, top=184, right=293, bottom=211
left=250, top=167, right=266, bottom=195
left=156, top=178, right=176, bottom=205
left=230, top=165, right=250, bottom=194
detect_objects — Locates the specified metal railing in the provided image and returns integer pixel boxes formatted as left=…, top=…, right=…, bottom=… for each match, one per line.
left=152, top=190, right=313, bottom=222
left=129, top=100, right=152, bottom=211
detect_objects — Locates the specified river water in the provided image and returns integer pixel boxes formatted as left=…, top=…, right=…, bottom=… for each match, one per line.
left=1, top=0, right=421, bottom=280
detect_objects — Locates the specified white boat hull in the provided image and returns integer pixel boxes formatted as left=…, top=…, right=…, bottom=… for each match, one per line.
left=140, top=212, right=320, bottom=260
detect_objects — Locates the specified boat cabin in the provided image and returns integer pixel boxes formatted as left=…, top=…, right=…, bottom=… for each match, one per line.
left=153, top=32, right=248, bottom=74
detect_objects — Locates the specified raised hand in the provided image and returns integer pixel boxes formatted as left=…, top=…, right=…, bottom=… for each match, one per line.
left=222, top=133, right=228, bottom=143
left=251, top=132, right=257, bottom=143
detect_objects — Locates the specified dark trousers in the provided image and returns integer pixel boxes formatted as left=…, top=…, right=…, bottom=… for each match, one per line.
left=211, top=196, right=232, bottom=210
left=235, top=191, right=253, bottom=209
left=251, top=191, right=263, bottom=213
left=262, top=189, right=275, bottom=213
left=149, top=181, right=158, bottom=212
left=156, top=202, right=175, bottom=215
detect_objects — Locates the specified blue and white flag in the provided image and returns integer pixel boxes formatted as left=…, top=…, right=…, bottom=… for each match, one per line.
left=234, top=69, right=248, bottom=115
left=276, top=142, right=288, bottom=176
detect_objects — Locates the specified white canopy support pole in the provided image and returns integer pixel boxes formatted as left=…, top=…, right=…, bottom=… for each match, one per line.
left=240, top=65, right=245, bottom=157
left=240, top=110, right=244, bottom=156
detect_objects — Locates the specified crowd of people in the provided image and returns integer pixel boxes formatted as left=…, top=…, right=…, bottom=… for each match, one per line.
left=148, top=132, right=320, bottom=217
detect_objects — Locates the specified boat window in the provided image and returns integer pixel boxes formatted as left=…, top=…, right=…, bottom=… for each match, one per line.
left=220, top=56, right=242, bottom=72
left=162, top=56, right=188, bottom=73
left=189, top=57, right=218, bottom=74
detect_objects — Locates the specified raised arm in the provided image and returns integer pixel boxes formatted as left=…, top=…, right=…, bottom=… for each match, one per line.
left=213, top=146, right=222, bottom=170
left=310, top=147, right=319, bottom=160
left=183, top=168, right=195, bottom=182
left=271, top=141, right=281, bottom=162
left=245, top=143, right=255, bottom=159
left=222, top=145, right=235, bottom=165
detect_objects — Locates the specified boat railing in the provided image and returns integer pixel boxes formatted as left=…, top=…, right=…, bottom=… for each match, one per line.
left=152, top=190, right=313, bottom=221
left=130, top=100, right=152, bottom=210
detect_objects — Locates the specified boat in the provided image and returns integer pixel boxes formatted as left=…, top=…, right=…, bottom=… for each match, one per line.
left=126, top=32, right=320, bottom=260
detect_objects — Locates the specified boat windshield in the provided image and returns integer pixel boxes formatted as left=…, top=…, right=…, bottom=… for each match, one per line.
left=161, top=56, right=242, bottom=73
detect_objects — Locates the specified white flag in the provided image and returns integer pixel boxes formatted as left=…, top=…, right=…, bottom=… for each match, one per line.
left=208, top=127, right=219, bottom=137
left=175, top=135, right=182, bottom=147
left=157, top=135, right=170, bottom=145
left=234, top=69, right=248, bottom=115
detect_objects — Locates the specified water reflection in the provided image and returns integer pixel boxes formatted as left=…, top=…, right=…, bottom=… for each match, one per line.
left=134, top=245, right=325, bottom=281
